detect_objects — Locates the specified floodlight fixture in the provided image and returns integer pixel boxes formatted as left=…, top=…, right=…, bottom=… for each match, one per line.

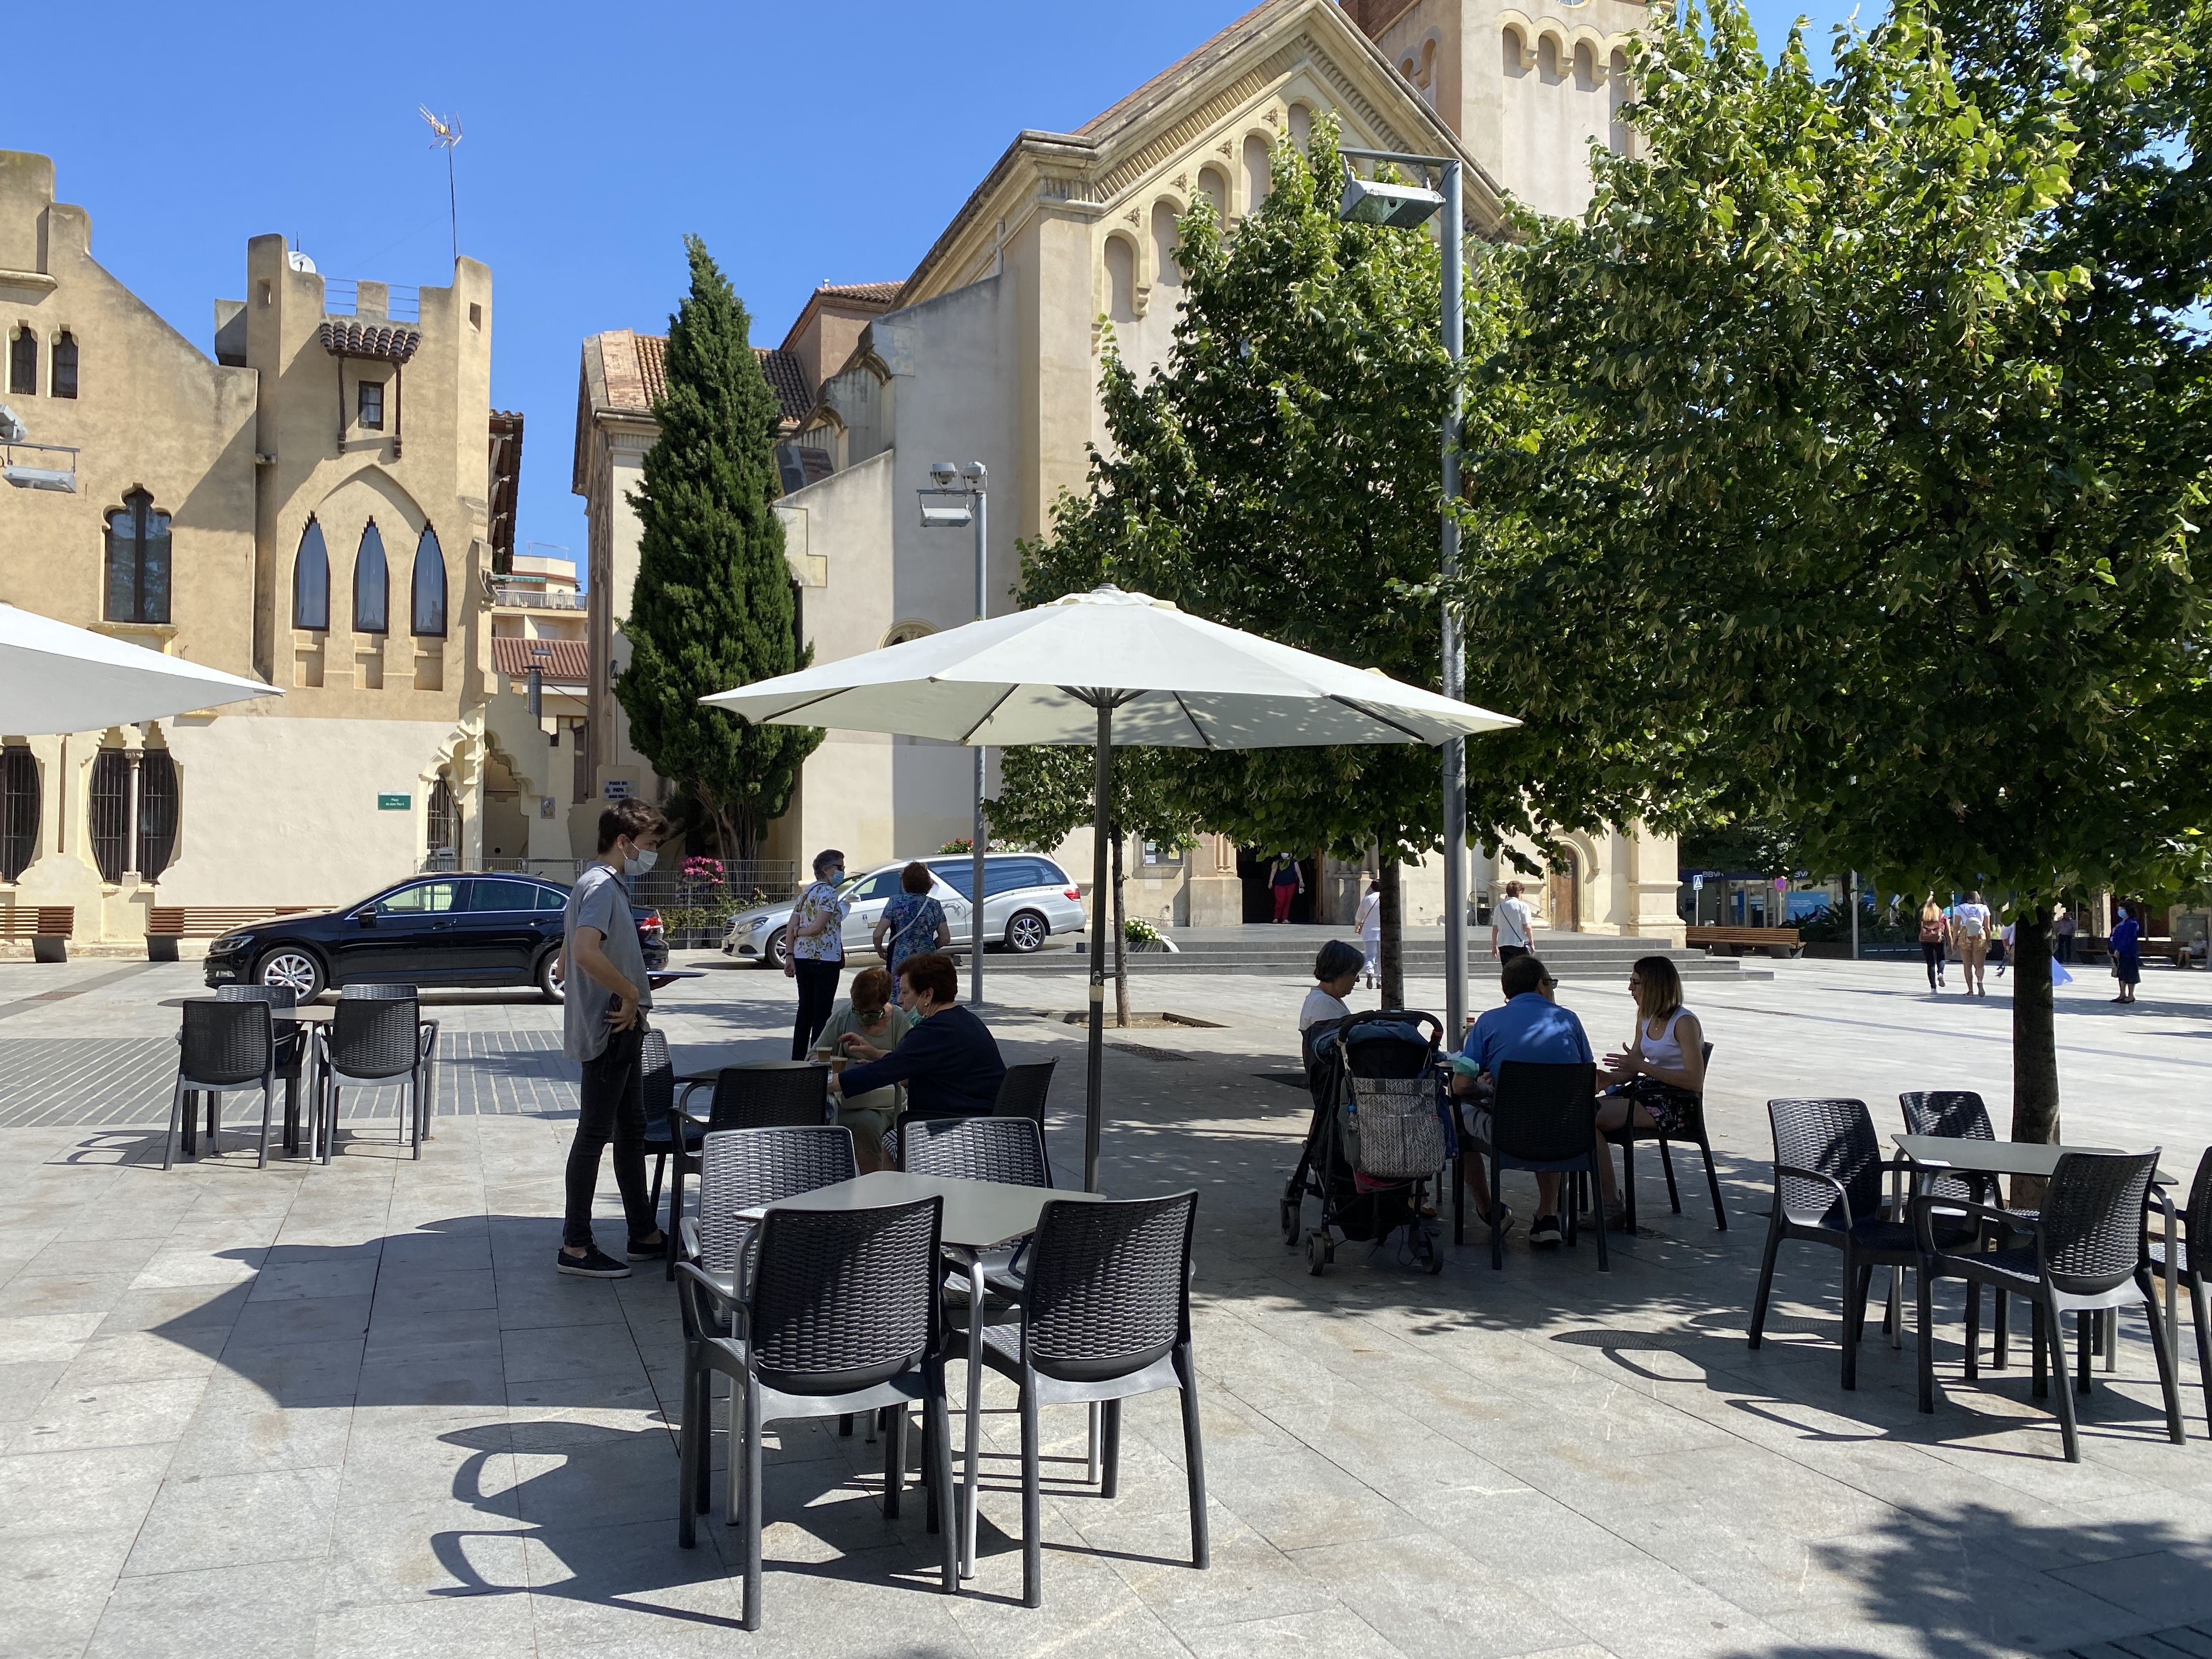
left=1338, top=168, right=1446, bottom=229
left=0, top=404, right=23, bottom=444
left=929, top=461, right=958, bottom=485
left=960, top=461, right=986, bottom=485
left=1, top=406, right=78, bottom=492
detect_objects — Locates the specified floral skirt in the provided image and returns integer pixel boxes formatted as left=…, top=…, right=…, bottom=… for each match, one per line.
left=1609, top=1075, right=1700, bottom=1136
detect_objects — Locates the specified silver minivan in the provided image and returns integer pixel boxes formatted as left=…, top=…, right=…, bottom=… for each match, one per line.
left=721, top=853, right=1085, bottom=967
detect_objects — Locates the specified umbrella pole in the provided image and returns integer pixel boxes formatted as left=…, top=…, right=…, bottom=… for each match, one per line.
left=1085, top=701, right=1112, bottom=1192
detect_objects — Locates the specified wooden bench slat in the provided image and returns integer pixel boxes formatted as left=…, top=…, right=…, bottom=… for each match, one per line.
left=0, top=907, right=74, bottom=937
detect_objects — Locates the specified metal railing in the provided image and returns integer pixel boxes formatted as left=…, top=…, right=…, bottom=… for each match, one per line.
left=323, top=280, right=422, bottom=323
left=489, top=584, right=585, bottom=611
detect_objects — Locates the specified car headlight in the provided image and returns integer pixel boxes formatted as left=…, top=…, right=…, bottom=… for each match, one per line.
left=211, top=932, right=254, bottom=953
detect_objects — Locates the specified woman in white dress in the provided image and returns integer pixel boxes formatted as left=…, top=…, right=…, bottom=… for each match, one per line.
left=1354, top=872, right=1383, bottom=989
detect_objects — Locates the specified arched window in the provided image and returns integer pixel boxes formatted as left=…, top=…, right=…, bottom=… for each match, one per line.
left=89, top=750, right=129, bottom=882
left=1104, top=236, right=1137, bottom=323
left=410, top=526, right=446, bottom=637
left=1244, top=134, right=1274, bottom=211
left=292, top=519, right=330, bottom=630
left=1287, top=103, right=1313, bottom=153
left=1574, top=41, right=1598, bottom=91
left=103, top=490, right=172, bottom=624
left=50, top=330, right=76, bottom=399
left=353, top=521, right=388, bottom=634
left=1151, top=201, right=1183, bottom=289
left=1504, top=26, right=1531, bottom=76
left=1, top=746, right=38, bottom=883
left=8, top=326, right=33, bottom=395
left=138, top=750, right=177, bottom=882
left=425, top=774, right=458, bottom=869
left=1197, top=166, right=1228, bottom=221
left=1417, top=38, right=1438, bottom=105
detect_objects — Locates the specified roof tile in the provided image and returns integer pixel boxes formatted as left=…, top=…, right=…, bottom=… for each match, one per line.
left=492, top=637, right=589, bottom=683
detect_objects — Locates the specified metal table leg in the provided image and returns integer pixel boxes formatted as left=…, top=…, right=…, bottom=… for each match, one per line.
left=962, top=1249, right=983, bottom=1580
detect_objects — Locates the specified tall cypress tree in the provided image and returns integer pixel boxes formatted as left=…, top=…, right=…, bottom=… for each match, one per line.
left=618, top=235, right=821, bottom=860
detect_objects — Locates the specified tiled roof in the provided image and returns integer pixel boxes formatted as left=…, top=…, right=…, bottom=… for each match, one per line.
left=1077, top=0, right=1281, bottom=137
left=597, top=330, right=812, bottom=425
left=817, top=281, right=904, bottom=304
left=317, top=319, right=421, bottom=362
left=492, top=637, right=589, bottom=683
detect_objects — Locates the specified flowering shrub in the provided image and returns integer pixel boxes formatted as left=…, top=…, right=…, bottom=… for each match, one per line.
left=939, top=838, right=973, bottom=855
left=681, top=856, right=725, bottom=884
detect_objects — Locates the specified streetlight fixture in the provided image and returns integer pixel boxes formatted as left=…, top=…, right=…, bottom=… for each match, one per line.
left=1336, top=145, right=1469, bottom=1043
left=0, top=404, right=78, bottom=493
left=917, top=461, right=990, bottom=1005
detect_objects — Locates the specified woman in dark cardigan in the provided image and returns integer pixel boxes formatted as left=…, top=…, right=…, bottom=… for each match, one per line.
left=832, top=952, right=1006, bottom=1118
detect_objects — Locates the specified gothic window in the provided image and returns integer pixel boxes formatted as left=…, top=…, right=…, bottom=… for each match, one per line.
left=358, top=380, right=385, bottom=430
left=1243, top=134, right=1273, bottom=211
left=353, top=521, right=388, bottom=634
left=138, top=751, right=177, bottom=882
left=292, top=518, right=330, bottom=630
left=410, top=525, right=446, bottom=637
left=1104, top=236, right=1136, bottom=323
left=89, top=749, right=129, bottom=883
left=1151, top=200, right=1183, bottom=289
left=425, top=774, right=458, bottom=867
left=0, top=746, right=37, bottom=883
left=50, top=330, right=76, bottom=399
left=103, top=490, right=172, bottom=625
left=8, top=326, right=33, bottom=394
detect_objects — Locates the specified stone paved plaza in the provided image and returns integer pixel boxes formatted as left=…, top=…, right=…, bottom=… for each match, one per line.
left=2, top=949, right=2208, bottom=1658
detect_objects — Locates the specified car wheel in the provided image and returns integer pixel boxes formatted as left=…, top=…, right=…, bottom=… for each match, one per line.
left=256, top=948, right=323, bottom=1001
left=1005, top=910, right=1049, bottom=954
left=765, top=928, right=789, bottom=970
left=535, top=947, right=565, bottom=1003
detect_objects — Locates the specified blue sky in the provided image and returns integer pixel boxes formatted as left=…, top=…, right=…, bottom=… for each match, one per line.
left=11, top=1, right=1863, bottom=570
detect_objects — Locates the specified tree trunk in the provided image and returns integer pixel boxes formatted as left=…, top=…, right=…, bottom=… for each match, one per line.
left=1378, top=857, right=1404, bottom=1011
left=2009, top=907, right=2059, bottom=1206
left=1111, top=823, right=1130, bottom=1028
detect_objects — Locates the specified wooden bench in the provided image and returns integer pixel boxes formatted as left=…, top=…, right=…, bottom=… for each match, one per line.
left=1687, top=924, right=1803, bottom=959
left=146, top=906, right=312, bottom=962
left=0, top=906, right=75, bottom=962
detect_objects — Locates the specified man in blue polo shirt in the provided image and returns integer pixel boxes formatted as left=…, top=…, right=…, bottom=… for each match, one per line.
left=1451, top=953, right=1593, bottom=1248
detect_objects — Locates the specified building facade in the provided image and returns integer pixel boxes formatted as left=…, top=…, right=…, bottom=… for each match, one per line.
left=0, top=150, right=541, bottom=948
left=573, top=0, right=1683, bottom=942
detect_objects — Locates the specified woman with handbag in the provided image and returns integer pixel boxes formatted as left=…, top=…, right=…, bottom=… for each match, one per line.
left=1917, top=896, right=1949, bottom=993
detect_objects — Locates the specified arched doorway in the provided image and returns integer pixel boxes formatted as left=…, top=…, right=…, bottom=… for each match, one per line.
left=425, top=773, right=459, bottom=872
left=1548, top=847, right=1581, bottom=933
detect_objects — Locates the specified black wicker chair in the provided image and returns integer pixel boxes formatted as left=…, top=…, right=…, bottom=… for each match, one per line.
left=640, top=1032, right=704, bottom=1266
left=1899, top=1089, right=2044, bottom=1365
left=664, top=1063, right=831, bottom=1280
left=902, top=1114, right=1052, bottom=1304
left=1606, top=1040, right=1724, bottom=1235
left=1468, top=1062, right=1607, bottom=1272
left=1915, top=1149, right=2185, bottom=1461
left=977, top=1190, right=1208, bottom=1609
left=312, top=996, right=431, bottom=1164
left=215, top=986, right=307, bottom=1155
left=337, top=985, right=440, bottom=1144
left=675, top=1191, right=955, bottom=1631
left=1748, top=1097, right=1964, bottom=1389
left=993, top=1060, right=1057, bottom=1125
left=2150, top=1146, right=2212, bottom=1437
left=164, top=999, right=278, bottom=1170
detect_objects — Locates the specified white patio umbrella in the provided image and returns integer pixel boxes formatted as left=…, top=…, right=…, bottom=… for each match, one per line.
left=1, top=602, right=279, bottom=733
left=705, top=584, right=1519, bottom=1189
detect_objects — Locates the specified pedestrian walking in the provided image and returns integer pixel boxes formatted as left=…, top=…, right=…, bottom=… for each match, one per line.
left=1917, top=895, right=1948, bottom=992
left=787, top=848, right=850, bottom=1059
left=2111, top=900, right=2143, bottom=1004
left=1269, top=853, right=1304, bottom=923
left=1994, top=917, right=2013, bottom=976
left=1954, top=889, right=1993, bottom=996
left=555, top=797, right=668, bottom=1280
left=1491, top=879, right=1536, bottom=964
left=873, top=861, right=951, bottom=983
left=2053, top=902, right=2077, bottom=964
left=1354, top=872, right=1383, bottom=989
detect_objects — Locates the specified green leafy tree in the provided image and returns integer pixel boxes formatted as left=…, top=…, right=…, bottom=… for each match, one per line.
left=618, top=235, right=821, bottom=859
left=1021, top=120, right=1674, bottom=1007
left=1462, top=0, right=2212, bottom=1152
left=986, top=746, right=1201, bottom=1025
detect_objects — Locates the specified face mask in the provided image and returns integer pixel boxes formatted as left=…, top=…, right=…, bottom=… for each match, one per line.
left=627, top=847, right=658, bottom=876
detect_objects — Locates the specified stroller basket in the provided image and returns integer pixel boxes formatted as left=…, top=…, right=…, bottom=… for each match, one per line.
left=1348, top=1076, right=1447, bottom=1181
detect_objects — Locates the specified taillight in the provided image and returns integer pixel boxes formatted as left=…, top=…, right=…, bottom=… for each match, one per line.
left=641, top=911, right=662, bottom=932
left=1065, top=889, right=1081, bottom=901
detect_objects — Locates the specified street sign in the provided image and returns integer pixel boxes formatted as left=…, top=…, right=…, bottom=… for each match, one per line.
left=1691, top=873, right=1705, bottom=891
left=603, top=780, right=631, bottom=799
left=377, top=793, right=409, bottom=811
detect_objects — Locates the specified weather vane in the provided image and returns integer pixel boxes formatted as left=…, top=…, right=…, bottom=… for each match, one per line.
left=419, top=106, right=462, bottom=267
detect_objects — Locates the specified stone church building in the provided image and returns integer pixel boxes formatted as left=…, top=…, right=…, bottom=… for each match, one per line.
left=575, top=0, right=1683, bottom=941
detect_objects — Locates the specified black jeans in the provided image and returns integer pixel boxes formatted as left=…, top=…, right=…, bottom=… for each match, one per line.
left=564, top=1025, right=659, bottom=1250
left=1921, top=940, right=1944, bottom=989
left=791, top=958, right=843, bottom=1058
left=2056, top=934, right=2075, bottom=964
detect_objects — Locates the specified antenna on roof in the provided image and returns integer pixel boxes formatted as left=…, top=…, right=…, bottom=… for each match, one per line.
left=419, top=106, right=463, bottom=267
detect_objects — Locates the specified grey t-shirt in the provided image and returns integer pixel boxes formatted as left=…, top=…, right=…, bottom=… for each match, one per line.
left=563, top=862, right=650, bottom=1063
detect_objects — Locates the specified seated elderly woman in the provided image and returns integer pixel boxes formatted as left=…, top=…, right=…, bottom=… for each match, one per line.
left=812, top=967, right=913, bottom=1171
left=831, top=952, right=1006, bottom=1129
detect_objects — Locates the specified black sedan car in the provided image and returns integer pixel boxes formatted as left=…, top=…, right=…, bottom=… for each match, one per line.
left=202, top=873, right=667, bottom=1002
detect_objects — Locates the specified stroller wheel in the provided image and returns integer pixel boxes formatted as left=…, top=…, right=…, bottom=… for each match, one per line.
left=1280, top=1198, right=1301, bottom=1246
left=1305, top=1230, right=1329, bottom=1277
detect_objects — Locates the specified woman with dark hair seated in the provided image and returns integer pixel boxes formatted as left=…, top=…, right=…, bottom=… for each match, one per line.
left=832, top=951, right=1006, bottom=1121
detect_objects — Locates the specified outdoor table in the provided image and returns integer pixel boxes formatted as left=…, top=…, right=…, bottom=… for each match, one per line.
left=1889, top=1133, right=2178, bottom=1365
left=161, top=998, right=333, bottom=1156
left=733, top=1168, right=1110, bottom=1579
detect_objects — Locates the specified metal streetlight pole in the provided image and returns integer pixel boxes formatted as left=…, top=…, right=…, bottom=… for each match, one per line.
left=1339, top=147, right=1467, bottom=1042
left=919, top=462, right=990, bottom=1006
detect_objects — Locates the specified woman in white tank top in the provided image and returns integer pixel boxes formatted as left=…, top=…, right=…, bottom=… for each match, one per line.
left=1592, top=955, right=1706, bottom=1225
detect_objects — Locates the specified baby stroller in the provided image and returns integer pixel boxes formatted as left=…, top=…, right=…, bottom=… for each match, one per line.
left=1283, top=1009, right=1450, bottom=1276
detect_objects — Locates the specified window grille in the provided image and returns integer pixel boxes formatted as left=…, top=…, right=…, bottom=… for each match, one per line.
left=0, top=747, right=37, bottom=882
left=138, top=751, right=178, bottom=882
left=89, top=750, right=129, bottom=882
left=426, top=774, right=458, bottom=862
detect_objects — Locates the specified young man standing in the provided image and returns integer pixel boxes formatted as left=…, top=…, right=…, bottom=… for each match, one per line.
left=556, top=797, right=668, bottom=1279
left=1491, top=879, right=1536, bottom=963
